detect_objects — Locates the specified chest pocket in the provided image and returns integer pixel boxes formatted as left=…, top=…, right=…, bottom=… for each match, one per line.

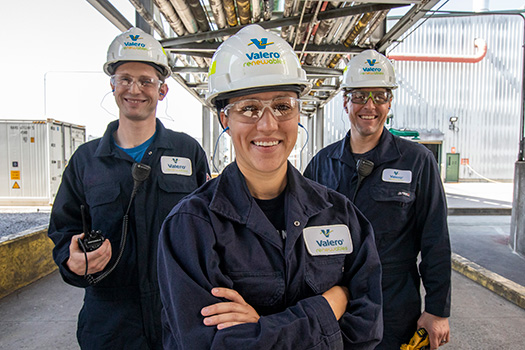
left=228, top=271, right=285, bottom=313
left=370, top=186, right=415, bottom=206
left=157, top=175, right=199, bottom=216
left=305, top=255, right=345, bottom=294
left=85, top=182, right=123, bottom=240
left=368, top=186, right=416, bottom=243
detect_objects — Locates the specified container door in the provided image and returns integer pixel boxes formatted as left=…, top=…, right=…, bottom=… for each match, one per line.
left=48, top=122, right=64, bottom=200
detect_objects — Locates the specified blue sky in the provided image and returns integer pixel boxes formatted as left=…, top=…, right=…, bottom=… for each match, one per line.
left=2, top=0, right=524, bottom=138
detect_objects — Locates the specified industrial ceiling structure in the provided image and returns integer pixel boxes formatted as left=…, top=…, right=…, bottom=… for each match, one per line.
left=87, top=0, right=441, bottom=116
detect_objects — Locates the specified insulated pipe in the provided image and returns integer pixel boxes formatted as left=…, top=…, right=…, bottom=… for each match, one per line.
left=299, top=0, right=324, bottom=62
left=281, top=0, right=295, bottom=39
left=310, top=1, right=329, bottom=38
left=357, top=9, right=388, bottom=46
left=310, top=10, right=373, bottom=91
left=328, top=11, right=374, bottom=67
left=223, top=0, right=239, bottom=26
left=263, top=0, right=273, bottom=21
left=251, top=0, right=261, bottom=23
left=153, top=0, right=188, bottom=36
left=304, top=2, right=336, bottom=65
left=169, top=0, right=199, bottom=33
left=209, top=0, right=227, bottom=29
left=293, top=0, right=315, bottom=50
left=129, top=0, right=168, bottom=38
left=236, top=0, right=252, bottom=25
left=388, top=38, right=488, bottom=63
left=186, top=0, right=211, bottom=32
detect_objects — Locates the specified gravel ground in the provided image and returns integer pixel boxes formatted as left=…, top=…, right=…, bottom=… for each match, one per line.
left=0, top=212, right=51, bottom=238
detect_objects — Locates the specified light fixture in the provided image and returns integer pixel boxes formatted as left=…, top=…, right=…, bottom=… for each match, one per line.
left=449, top=116, right=458, bottom=131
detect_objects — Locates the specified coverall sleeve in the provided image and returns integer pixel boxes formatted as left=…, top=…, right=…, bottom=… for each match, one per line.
left=158, top=211, right=347, bottom=350
left=415, top=152, right=452, bottom=317
left=339, top=208, right=383, bottom=349
left=194, top=146, right=210, bottom=186
left=48, top=156, right=91, bottom=287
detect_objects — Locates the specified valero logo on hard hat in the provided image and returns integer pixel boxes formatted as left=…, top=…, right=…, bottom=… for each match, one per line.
left=244, top=37, right=284, bottom=67
left=124, top=35, right=146, bottom=50
left=362, top=58, right=383, bottom=74
left=248, top=38, right=274, bottom=49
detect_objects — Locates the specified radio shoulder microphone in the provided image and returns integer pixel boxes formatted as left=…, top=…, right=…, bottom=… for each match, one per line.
left=132, top=163, right=151, bottom=183
left=352, top=159, right=375, bottom=202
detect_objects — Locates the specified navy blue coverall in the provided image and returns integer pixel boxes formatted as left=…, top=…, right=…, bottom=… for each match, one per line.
left=158, top=161, right=383, bottom=349
left=304, top=128, right=451, bottom=349
left=48, top=119, right=209, bottom=350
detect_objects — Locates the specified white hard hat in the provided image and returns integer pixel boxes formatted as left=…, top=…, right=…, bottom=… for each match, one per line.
left=103, top=27, right=172, bottom=79
left=342, top=49, right=398, bottom=89
left=206, top=24, right=311, bottom=106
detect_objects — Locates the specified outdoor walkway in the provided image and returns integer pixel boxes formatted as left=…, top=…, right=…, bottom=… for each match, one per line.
left=0, top=182, right=524, bottom=349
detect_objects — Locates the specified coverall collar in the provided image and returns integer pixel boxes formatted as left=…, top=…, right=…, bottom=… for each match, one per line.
left=94, top=118, right=170, bottom=158
left=209, top=161, right=333, bottom=226
left=329, top=127, right=402, bottom=168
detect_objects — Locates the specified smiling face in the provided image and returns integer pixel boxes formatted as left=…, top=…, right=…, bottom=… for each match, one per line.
left=344, top=87, right=392, bottom=145
left=220, top=90, right=300, bottom=182
left=111, top=62, right=168, bottom=123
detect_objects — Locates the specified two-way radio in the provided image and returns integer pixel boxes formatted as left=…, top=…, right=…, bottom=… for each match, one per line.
left=78, top=205, right=105, bottom=252
left=81, top=162, right=151, bottom=285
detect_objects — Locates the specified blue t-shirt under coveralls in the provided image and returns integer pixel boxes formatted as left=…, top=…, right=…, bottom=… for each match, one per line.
left=48, top=118, right=210, bottom=350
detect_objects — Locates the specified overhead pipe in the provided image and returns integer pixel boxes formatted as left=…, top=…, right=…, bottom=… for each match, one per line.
left=186, top=0, right=211, bottom=32
left=153, top=0, right=188, bottom=36
left=129, top=0, right=168, bottom=38
left=209, top=0, right=227, bottom=29
left=293, top=0, right=315, bottom=50
left=304, top=2, right=336, bottom=65
left=298, top=0, right=325, bottom=62
left=281, top=0, right=295, bottom=39
left=357, top=9, right=388, bottom=46
left=310, top=1, right=352, bottom=67
left=327, top=11, right=374, bottom=68
left=310, top=11, right=374, bottom=91
left=262, top=0, right=273, bottom=21
left=388, top=38, right=488, bottom=63
left=223, top=0, right=239, bottom=26
left=169, top=0, right=199, bottom=33
left=310, top=1, right=329, bottom=38
left=251, top=0, right=261, bottom=23
left=236, top=0, right=252, bottom=25
left=155, top=0, right=207, bottom=70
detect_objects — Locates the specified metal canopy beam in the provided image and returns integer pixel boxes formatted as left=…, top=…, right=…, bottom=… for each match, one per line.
left=86, top=0, right=132, bottom=31
left=161, top=3, right=408, bottom=47
left=171, top=65, right=343, bottom=78
left=166, top=43, right=365, bottom=56
left=376, top=0, right=441, bottom=52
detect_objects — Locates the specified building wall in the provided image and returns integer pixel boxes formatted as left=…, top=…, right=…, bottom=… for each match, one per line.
left=321, top=14, right=524, bottom=181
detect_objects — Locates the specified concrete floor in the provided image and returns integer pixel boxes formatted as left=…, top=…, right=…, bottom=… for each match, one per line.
left=0, top=269, right=524, bottom=349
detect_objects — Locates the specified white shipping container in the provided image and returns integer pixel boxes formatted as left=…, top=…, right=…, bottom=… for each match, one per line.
left=0, top=119, right=85, bottom=205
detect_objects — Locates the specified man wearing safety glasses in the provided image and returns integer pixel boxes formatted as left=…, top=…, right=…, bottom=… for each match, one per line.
left=48, top=28, right=209, bottom=349
left=305, top=50, right=451, bottom=350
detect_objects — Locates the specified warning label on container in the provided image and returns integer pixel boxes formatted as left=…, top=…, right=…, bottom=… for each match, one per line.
left=10, top=171, right=20, bottom=180
left=12, top=182, right=20, bottom=189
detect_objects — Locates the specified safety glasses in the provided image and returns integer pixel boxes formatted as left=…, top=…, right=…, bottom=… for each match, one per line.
left=346, top=90, right=392, bottom=105
left=223, top=96, right=301, bottom=124
left=111, top=75, right=164, bottom=91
